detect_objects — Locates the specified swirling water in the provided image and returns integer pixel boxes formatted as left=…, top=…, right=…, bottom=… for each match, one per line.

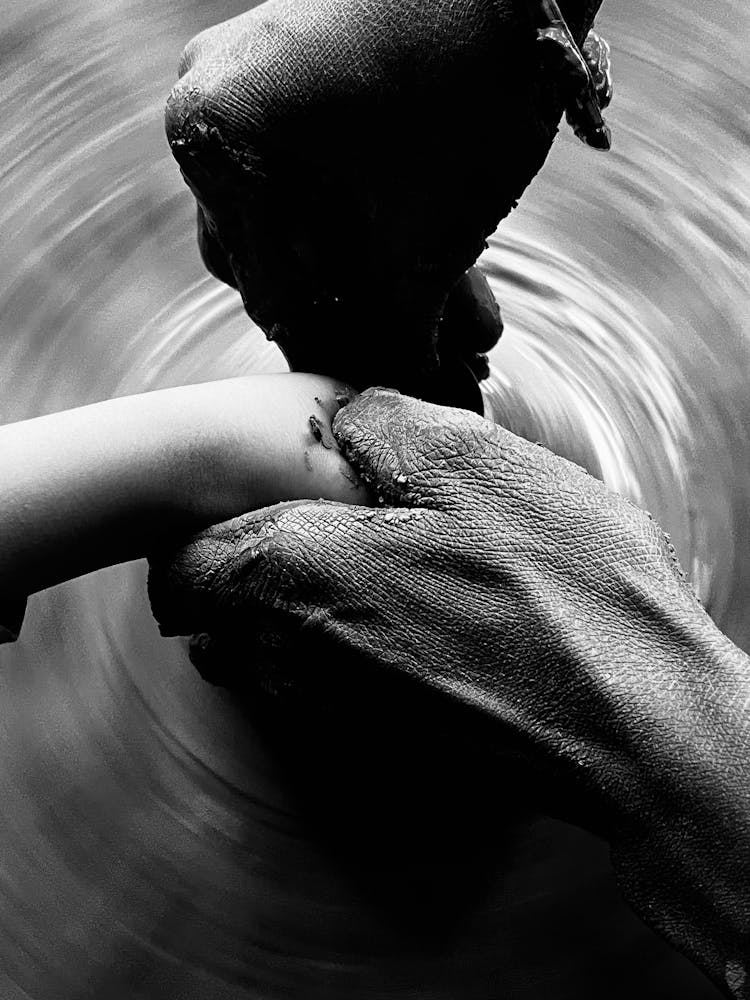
left=0, top=1, right=748, bottom=997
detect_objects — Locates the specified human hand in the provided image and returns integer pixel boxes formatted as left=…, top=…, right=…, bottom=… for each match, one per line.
left=164, top=0, right=609, bottom=409
left=149, top=388, right=750, bottom=997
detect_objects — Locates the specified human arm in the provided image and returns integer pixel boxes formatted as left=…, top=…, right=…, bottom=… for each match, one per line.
left=148, top=388, right=750, bottom=997
left=0, top=373, right=368, bottom=640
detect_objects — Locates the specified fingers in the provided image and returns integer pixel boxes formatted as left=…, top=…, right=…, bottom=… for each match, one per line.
left=434, top=266, right=502, bottom=412
left=148, top=496, right=436, bottom=635
left=195, top=203, right=236, bottom=288
left=148, top=500, right=314, bottom=638
left=329, top=388, right=636, bottom=525
left=148, top=497, right=440, bottom=698
left=164, top=0, right=609, bottom=413
left=583, top=29, right=613, bottom=110
left=440, top=267, right=503, bottom=358
left=331, top=388, right=504, bottom=508
left=534, top=2, right=612, bottom=150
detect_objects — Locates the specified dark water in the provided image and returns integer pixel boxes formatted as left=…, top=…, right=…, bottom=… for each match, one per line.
left=1, top=1, right=748, bottom=996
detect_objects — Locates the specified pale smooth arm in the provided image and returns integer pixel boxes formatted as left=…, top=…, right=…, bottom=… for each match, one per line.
left=0, top=373, right=368, bottom=615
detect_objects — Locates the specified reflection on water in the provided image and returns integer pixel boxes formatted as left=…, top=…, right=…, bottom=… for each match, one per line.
left=1, top=0, right=748, bottom=997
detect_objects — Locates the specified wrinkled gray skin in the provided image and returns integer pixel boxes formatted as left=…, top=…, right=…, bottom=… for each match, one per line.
left=151, top=0, right=749, bottom=996
left=150, top=390, right=750, bottom=998
left=164, top=0, right=601, bottom=409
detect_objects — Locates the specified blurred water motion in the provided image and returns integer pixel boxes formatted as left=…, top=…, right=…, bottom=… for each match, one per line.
left=1, top=0, right=748, bottom=997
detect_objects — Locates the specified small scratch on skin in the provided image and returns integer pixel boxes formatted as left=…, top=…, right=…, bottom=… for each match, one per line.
left=303, top=449, right=313, bottom=471
left=726, top=960, right=746, bottom=997
left=308, top=414, right=336, bottom=450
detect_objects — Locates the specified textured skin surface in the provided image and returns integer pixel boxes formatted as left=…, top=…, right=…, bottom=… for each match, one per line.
left=150, top=389, right=750, bottom=998
left=164, top=0, right=602, bottom=406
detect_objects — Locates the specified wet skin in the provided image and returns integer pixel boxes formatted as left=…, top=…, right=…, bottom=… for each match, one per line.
left=151, top=1, right=738, bottom=997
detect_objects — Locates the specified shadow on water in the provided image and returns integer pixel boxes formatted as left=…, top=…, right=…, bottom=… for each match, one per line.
left=1, top=0, right=748, bottom=996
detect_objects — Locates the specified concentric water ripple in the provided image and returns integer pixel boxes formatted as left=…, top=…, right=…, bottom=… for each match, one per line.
left=0, top=1, right=748, bottom=997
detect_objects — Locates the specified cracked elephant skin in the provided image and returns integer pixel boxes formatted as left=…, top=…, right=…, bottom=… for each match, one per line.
left=164, top=0, right=601, bottom=407
left=150, top=389, right=750, bottom=999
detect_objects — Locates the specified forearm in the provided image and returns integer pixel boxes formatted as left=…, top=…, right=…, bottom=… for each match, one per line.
left=0, top=374, right=366, bottom=601
left=572, top=599, right=750, bottom=996
left=625, top=634, right=750, bottom=996
left=453, top=569, right=750, bottom=994
left=0, top=390, right=210, bottom=596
